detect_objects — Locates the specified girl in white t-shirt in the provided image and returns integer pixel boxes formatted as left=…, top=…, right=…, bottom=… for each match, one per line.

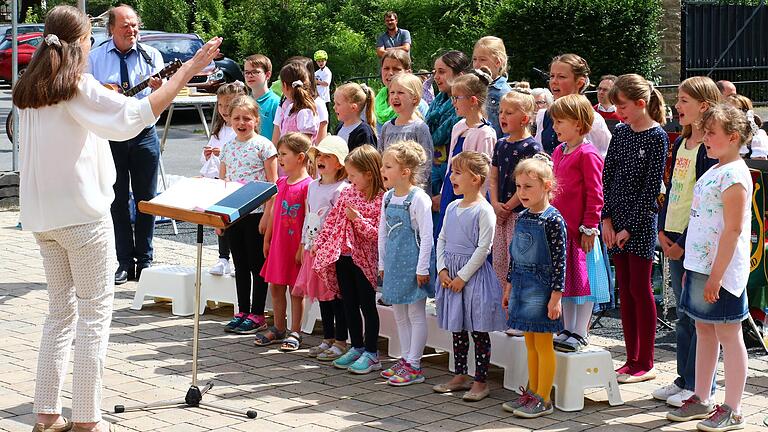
left=667, top=104, right=753, bottom=431
left=202, top=82, right=247, bottom=276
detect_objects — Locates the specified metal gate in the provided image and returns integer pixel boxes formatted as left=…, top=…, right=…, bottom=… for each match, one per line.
left=682, top=1, right=768, bottom=103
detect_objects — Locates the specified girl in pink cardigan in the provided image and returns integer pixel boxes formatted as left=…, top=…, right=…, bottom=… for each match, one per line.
left=312, top=145, right=386, bottom=374
left=549, top=94, right=607, bottom=352
left=435, top=67, right=498, bottom=237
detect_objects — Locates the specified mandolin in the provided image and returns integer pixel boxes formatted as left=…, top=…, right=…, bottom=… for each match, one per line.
left=104, top=58, right=182, bottom=97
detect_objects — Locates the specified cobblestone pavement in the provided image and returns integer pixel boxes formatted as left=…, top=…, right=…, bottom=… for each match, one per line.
left=1, top=210, right=767, bottom=432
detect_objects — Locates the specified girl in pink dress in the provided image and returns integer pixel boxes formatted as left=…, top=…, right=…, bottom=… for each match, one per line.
left=293, top=136, right=350, bottom=361
left=549, top=94, right=606, bottom=352
left=256, top=133, right=313, bottom=351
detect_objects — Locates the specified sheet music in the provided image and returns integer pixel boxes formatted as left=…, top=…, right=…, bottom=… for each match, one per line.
left=148, top=177, right=243, bottom=211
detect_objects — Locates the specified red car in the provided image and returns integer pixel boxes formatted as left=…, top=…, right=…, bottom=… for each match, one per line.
left=0, top=32, right=43, bottom=82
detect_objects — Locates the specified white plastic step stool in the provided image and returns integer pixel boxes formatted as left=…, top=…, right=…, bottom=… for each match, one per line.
left=376, top=304, right=401, bottom=358
left=552, top=346, right=624, bottom=411
left=490, top=332, right=529, bottom=391
left=200, top=273, right=239, bottom=315
left=264, top=287, right=322, bottom=335
left=132, top=266, right=197, bottom=316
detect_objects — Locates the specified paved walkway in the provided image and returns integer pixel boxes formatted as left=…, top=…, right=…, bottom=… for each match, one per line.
left=1, top=209, right=767, bottom=432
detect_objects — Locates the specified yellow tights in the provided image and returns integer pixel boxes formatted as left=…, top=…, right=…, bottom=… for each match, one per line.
left=523, top=332, right=556, bottom=402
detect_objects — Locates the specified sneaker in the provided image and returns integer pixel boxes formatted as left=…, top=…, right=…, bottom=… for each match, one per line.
left=388, top=363, right=425, bottom=386
left=502, top=387, right=535, bottom=413
left=380, top=358, right=407, bottom=379
left=653, top=382, right=684, bottom=402
left=667, top=389, right=696, bottom=408
left=308, top=341, right=332, bottom=358
left=224, top=313, right=246, bottom=333
left=348, top=351, right=382, bottom=374
left=234, top=314, right=267, bottom=334
left=209, top=258, right=230, bottom=276
left=333, top=347, right=364, bottom=369
left=697, top=404, right=745, bottom=432
left=513, top=393, right=554, bottom=418
left=667, top=395, right=715, bottom=422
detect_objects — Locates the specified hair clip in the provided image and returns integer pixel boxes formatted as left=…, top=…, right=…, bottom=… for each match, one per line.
left=44, top=34, right=61, bottom=47
left=471, top=68, right=492, bottom=85
left=747, top=110, right=760, bottom=135
left=532, top=152, right=554, bottom=168
left=291, top=80, right=303, bottom=88
left=648, top=80, right=655, bottom=92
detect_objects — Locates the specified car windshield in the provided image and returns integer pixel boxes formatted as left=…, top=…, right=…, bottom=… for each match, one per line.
left=141, top=38, right=202, bottom=63
left=0, top=39, right=10, bottom=51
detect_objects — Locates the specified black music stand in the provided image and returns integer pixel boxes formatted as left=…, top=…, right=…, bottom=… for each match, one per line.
left=113, top=178, right=276, bottom=419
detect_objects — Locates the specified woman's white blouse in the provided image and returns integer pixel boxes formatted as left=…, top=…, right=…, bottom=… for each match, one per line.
left=19, top=73, right=156, bottom=232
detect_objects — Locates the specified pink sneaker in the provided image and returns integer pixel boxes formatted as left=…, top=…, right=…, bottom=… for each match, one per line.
left=388, top=363, right=425, bottom=386
left=380, top=358, right=406, bottom=379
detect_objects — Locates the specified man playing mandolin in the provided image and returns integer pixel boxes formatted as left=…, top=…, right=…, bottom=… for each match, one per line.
left=87, top=4, right=165, bottom=285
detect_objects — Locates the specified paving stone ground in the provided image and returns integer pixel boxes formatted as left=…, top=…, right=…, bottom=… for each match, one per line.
left=1, top=209, right=767, bottom=432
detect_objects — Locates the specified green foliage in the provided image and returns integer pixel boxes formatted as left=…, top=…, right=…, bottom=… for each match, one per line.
left=119, top=0, right=664, bottom=86
left=137, top=0, right=190, bottom=33
left=489, top=0, right=664, bottom=85
left=24, top=7, right=41, bottom=23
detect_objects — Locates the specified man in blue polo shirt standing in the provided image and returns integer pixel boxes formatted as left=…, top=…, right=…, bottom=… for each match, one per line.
left=376, top=11, right=411, bottom=58
left=87, top=4, right=164, bottom=285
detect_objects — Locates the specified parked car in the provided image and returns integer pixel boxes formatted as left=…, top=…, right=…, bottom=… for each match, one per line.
left=139, top=32, right=237, bottom=93
left=2, top=23, right=45, bottom=38
left=0, top=31, right=43, bottom=82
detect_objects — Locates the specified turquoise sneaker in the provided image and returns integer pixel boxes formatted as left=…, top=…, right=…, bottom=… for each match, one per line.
left=348, top=351, right=382, bottom=374
left=332, top=347, right=363, bottom=369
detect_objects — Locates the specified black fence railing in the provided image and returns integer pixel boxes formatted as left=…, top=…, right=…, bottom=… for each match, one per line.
left=682, top=2, right=768, bottom=103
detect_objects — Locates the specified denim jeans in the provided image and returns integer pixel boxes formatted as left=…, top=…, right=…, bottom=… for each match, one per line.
left=667, top=231, right=716, bottom=392
left=109, top=126, right=159, bottom=268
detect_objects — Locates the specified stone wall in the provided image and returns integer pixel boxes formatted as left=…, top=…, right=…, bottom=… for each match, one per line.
left=658, top=0, right=682, bottom=85
left=0, top=172, right=19, bottom=210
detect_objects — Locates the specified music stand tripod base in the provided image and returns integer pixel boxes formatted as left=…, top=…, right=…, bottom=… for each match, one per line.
left=113, top=224, right=257, bottom=420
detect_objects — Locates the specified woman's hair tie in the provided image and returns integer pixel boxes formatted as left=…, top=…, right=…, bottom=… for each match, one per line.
left=44, top=34, right=61, bottom=48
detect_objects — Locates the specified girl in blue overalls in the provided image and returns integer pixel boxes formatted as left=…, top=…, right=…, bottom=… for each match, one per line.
left=378, top=140, right=436, bottom=386
left=502, top=153, right=566, bottom=419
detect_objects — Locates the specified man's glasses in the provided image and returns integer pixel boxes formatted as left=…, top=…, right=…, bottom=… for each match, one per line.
left=244, top=70, right=265, bottom=77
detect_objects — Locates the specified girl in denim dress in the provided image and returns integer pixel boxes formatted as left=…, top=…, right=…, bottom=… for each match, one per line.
left=502, top=154, right=566, bottom=419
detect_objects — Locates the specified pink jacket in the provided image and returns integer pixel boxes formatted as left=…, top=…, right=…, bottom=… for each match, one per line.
left=313, top=186, right=384, bottom=294
left=443, top=119, right=497, bottom=194
left=552, top=142, right=604, bottom=238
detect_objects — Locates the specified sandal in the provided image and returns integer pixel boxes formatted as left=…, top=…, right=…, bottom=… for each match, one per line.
left=316, top=343, right=347, bottom=361
left=308, top=340, right=333, bottom=357
left=279, top=331, right=302, bottom=352
left=253, top=326, right=285, bottom=346
left=32, top=418, right=72, bottom=432
left=432, top=380, right=473, bottom=393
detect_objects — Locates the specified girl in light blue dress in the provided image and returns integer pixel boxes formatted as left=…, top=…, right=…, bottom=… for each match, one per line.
left=432, top=151, right=506, bottom=403
left=378, top=141, right=435, bottom=387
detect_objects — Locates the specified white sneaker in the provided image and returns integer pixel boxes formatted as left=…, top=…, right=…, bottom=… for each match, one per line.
left=666, top=389, right=696, bottom=408
left=652, top=382, right=683, bottom=401
left=209, top=259, right=230, bottom=276
left=229, top=265, right=235, bottom=277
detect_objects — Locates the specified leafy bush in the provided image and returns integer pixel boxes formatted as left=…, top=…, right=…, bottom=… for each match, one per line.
left=137, top=0, right=190, bottom=34
left=489, top=0, right=664, bottom=85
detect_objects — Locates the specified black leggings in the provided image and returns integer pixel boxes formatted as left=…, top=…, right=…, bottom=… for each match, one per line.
left=453, top=331, right=492, bottom=383
left=336, top=256, right=379, bottom=353
left=319, top=298, right=348, bottom=341
left=226, top=213, right=268, bottom=315
left=217, top=233, right=230, bottom=260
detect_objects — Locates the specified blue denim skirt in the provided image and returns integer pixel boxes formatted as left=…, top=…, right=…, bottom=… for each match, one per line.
left=507, top=271, right=564, bottom=333
left=679, top=271, right=748, bottom=324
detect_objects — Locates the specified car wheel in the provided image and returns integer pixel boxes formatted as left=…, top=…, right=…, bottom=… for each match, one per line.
left=6, top=110, right=13, bottom=141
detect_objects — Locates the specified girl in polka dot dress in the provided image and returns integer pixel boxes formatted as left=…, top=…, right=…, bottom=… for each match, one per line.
left=602, top=74, right=669, bottom=384
left=378, top=140, right=436, bottom=386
